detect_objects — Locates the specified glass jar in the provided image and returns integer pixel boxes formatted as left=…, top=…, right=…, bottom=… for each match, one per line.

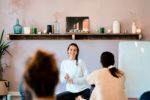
left=13, top=18, right=22, bottom=34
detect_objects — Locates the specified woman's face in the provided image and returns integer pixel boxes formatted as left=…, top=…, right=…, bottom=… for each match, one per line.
left=68, top=45, right=78, bottom=60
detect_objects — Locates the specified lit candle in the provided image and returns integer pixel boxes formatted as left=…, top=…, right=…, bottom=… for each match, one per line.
left=107, top=29, right=112, bottom=33
left=136, top=29, right=142, bottom=33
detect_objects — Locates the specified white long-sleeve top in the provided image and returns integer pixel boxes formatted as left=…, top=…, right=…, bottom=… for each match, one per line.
left=87, top=68, right=128, bottom=100
left=60, top=59, right=89, bottom=93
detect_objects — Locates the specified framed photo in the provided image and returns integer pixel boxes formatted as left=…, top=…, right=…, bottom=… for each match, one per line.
left=66, top=16, right=89, bottom=33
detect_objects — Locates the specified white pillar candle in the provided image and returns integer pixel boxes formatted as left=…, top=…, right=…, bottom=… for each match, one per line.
left=24, top=27, right=31, bottom=34
left=113, top=20, right=120, bottom=34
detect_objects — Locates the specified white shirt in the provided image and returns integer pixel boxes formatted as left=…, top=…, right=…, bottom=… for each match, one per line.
left=60, top=59, right=89, bottom=93
left=87, top=68, right=128, bottom=100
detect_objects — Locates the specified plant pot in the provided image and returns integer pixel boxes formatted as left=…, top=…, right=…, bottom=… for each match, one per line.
left=0, top=80, right=9, bottom=96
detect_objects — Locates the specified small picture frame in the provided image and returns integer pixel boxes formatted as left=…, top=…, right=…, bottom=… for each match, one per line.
left=66, top=16, right=89, bottom=33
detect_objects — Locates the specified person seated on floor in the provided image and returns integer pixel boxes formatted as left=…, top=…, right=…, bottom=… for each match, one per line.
left=18, top=79, right=32, bottom=100
left=140, top=91, right=150, bottom=100
left=18, top=57, right=32, bottom=100
left=56, top=43, right=90, bottom=100
left=87, top=51, right=127, bottom=100
left=23, top=49, right=59, bottom=100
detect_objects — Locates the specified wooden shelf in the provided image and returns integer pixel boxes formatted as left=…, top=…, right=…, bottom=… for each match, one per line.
left=8, top=33, right=142, bottom=40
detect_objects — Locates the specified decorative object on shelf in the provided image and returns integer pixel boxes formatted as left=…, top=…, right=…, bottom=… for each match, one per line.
left=0, top=29, right=11, bottom=96
left=66, top=16, right=89, bottom=33
left=113, top=20, right=120, bottom=34
left=31, top=27, right=37, bottom=34
left=132, top=22, right=137, bottom=34
left=23, top=27, right=31, bottom=34
left=13, top=18, right=22, bottom=34
left=53, top=18, right=60, bottom=34
left=37, top=32, right=42, bottom=35
left=53, top=12, right=61, bottom=34
left=43, top=29, right=48, bottom=34
left=47, top=25, right=52, bottom=34
left=124, top=29, right=128, bottom=33
left=99, top=27, right=105, bottom=33
left=107, top=29, right=112, bottom=33
left=136, top=28, right=142, bottom=33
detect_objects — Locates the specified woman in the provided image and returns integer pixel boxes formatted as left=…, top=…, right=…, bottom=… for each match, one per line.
left=87, top=51, right=127, bottom=100
left=57, top=43, right=90, bottom=100
left=23, top=49, right=59, bottom=100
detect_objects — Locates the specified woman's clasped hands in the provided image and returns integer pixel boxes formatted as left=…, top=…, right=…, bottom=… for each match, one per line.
left=64, top=73, right=73, bottom=84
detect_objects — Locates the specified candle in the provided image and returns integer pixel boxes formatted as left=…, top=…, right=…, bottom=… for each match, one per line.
left=24, top=27, right=31, bottom=34
left=113, top=20, right=120, bottom=33
left=107, top=29, right=112, bottom=33
left=136, top=29, right=142, bottom=33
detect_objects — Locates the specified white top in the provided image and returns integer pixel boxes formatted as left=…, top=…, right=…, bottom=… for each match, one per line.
left=87, top=68, right=128, bottom=100
left=60, top=59, right=89, bottom=93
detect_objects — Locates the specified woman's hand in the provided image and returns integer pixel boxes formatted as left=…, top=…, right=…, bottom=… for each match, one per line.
left=64, top=73, right=73, bottom=84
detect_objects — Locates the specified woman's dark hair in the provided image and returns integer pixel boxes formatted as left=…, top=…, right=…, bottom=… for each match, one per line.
left=100, top=51, right=123, bottom=78
left=67, top=43, right=79, bottom=65
left=24, top=49, right=59, bottom=97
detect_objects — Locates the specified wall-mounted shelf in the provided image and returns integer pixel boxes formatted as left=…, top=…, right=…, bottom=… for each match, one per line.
left=8, top=33, right=142, bottom=40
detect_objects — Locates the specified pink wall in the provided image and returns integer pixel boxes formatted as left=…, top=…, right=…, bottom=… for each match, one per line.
left=0, top=0, right=150, bottom=40
left=1, top=0, right=150, bottom=99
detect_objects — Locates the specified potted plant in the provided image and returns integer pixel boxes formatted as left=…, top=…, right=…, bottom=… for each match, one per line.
left=0, top=29, right=11, bottom=97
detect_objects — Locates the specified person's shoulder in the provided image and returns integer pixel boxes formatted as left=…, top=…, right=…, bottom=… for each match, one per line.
left=61, top=59, right=70, bottom=64
left=89, top=69, right=102, bottom=77
left=91, top=68, right=102, bottom=74
left=78, top=58, right=85, bottom=62
left=95, top=68, right=109, bottom=75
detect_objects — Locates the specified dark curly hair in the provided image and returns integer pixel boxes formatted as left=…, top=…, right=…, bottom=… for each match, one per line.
left=24, top=49, right=59, bottom=97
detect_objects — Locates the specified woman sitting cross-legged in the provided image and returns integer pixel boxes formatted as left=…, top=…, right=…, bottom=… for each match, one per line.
left=87, top=51, right=128, bottom=100
left=56, top=43, right=90, bottom=100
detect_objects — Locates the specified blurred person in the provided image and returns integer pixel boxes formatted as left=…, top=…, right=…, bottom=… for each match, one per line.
left=23, top=49, right=59, bottom=100
left=140, top=91, right=150, bottom=100
left=18, top=79, right=32, bottom=100
left=18, top=57, right=32, bottom=100
left=87, top=51, right=127, bottom=100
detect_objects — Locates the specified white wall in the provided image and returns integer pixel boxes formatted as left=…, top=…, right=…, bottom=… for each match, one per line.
left=119, top=41, right=150, bottom=98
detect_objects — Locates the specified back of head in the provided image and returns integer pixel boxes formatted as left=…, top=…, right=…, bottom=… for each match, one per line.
left=24, top=49, right=59, bottom=97
left=100, top=51, right=123, bottom=78
left=140, top=91, right=150, bottom=100
left=100, top=51, right=115, bottom=67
